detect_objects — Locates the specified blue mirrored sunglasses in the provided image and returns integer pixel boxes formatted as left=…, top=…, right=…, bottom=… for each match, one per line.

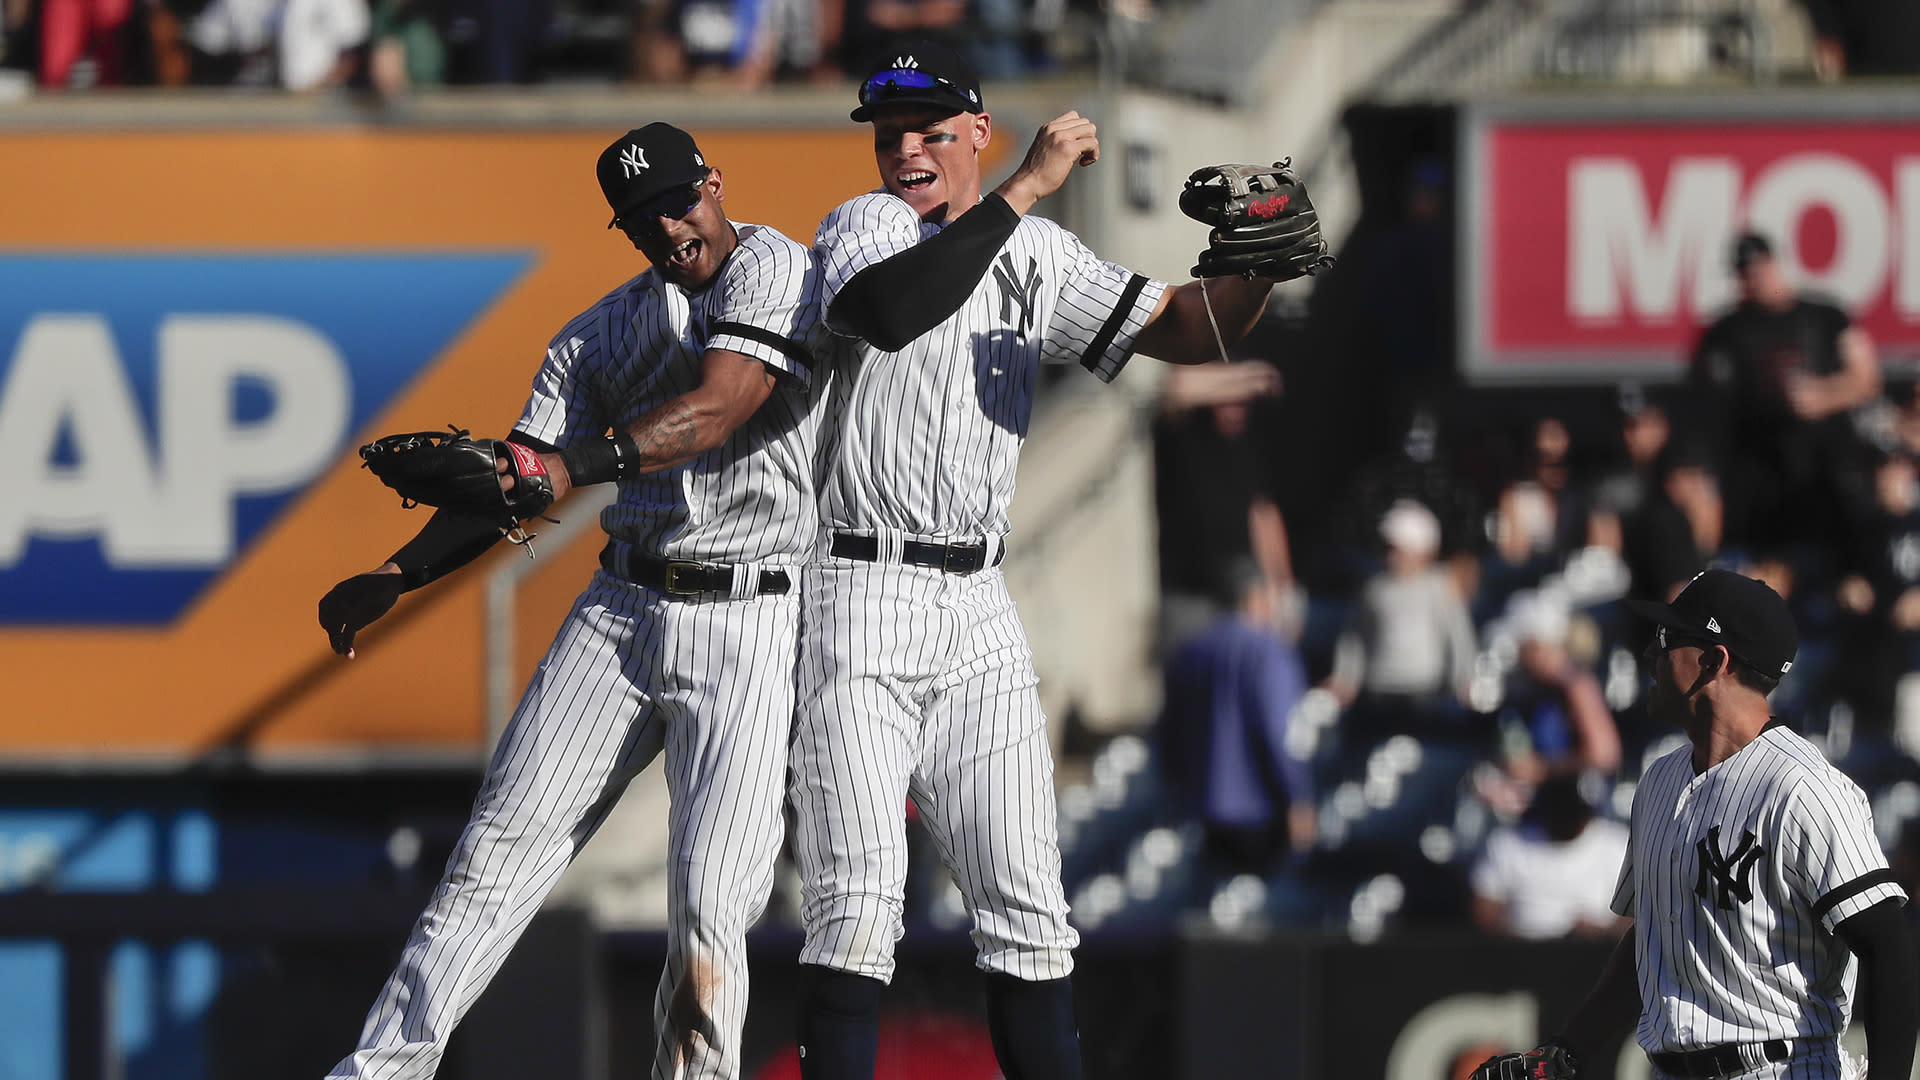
left=618, top=182, right=703, bottom=230
left=858, top=68, right=946, bottom=107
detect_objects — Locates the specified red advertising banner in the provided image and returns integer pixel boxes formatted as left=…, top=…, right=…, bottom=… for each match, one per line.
left=1462, top=101, right=1920, bottom=381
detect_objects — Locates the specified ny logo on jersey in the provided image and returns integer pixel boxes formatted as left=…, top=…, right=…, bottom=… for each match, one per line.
left=1696, top=826, right=1765, bottom=908
left=993, top=252, right=1041, bottom=339
left=620, top=146, right=649, bottom=178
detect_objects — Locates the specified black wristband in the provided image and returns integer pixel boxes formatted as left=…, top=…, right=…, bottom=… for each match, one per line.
left=559, top=431, right=642, bottom=487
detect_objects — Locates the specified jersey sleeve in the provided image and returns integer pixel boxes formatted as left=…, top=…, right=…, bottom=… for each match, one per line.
left=1784, top=776, right=1908, bottom=932
left=814, top=193, right=924, bottom=331
left=513, top=301, right=613, bottom=449
left=707, top=225, right=824, bottom=386
left=1037, top=223, right=1169, bottom=384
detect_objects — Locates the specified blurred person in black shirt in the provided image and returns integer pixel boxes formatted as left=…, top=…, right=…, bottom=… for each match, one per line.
left=1152, top=360, right=1294, bottom=652
left=1689, top=230, right=1881, bottom=558
left=1834, top=447, right=1920, bottom=743
left=1623, top=440, right=1722, bottom=604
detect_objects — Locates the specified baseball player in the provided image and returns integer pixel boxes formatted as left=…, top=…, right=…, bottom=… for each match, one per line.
left=786, top=40, right=1325, bottom=1080
left=316, top=121, right=825, bottom=1080
left=1474, top=569, right=1919, bottom=1080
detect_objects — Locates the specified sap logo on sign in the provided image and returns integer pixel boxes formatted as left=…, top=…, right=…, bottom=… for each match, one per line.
left=0, top=254, right=529, bottom=624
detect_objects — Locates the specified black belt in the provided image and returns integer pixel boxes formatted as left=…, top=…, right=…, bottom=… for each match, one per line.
left=829, top=532, right=1004, bottom=575
left=599, top=543, right=790, bottom=597
left=1649, top=1040, right=1790, bottom=1078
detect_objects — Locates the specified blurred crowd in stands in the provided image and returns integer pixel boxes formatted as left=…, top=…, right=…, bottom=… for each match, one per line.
left=0, top=0, right=1135, bottom=93
left=1091, top=218, right=1920, bottom=942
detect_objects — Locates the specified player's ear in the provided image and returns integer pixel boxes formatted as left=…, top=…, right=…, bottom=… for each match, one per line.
left=972, top=112, right=992, bottom=152
left=1702, top=645, right=1727, bottom=677
left=704, top=168, right=724, bottom=204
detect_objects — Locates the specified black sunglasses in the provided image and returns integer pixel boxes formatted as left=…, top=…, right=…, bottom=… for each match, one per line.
left=858, top=67, right=959, bottom=107
left=617, top=182, right=704, bottom=231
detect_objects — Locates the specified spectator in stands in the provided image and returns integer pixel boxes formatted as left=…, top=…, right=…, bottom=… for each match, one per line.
left=1152, top=360, right=1295, bottom=652
left=639, top=0, right=828, bottom=86
left=1623, top=439, right=1722, bottom=604
left=1479, top=417, right=1591, bottom=623
left=185, top=0, right=367, bottom=86
left=1325, top=499, right=1478, bottom=753
left=37, top=0, right=132, bottom=86
left=1589, top=383, right=1671, bottom=551
left=1158, top=558, right=1315, bottom=877
left=367, top=0, right=443, bottom=94
left=1469, top=774, right=1629, bottom=941
left=1498, top=592, right=1621, bottom=784
left=1689, top=230, right=1881, bottom=560
left=1800, top=0, right=1920, bottom=78
left=1834, top=447, right=1920, bottom=746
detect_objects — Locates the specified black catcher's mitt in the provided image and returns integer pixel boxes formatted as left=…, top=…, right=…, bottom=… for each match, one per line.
left=360, top=426, right=555, bottom=528
left=1179, top=160, right=1335, bottom=282
left=1469, top=1043, right=1579, bottom=1080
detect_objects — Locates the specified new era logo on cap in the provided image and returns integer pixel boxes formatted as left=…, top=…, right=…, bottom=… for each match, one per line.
left=1707, top=617, right=1721, bottom=634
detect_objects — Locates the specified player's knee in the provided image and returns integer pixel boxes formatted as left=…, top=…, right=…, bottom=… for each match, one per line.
left=799, top=891, right=904, bottom=979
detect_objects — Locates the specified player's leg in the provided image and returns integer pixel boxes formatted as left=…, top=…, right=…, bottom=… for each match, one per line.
left=911, top=571, right=1081, bottom=1080
left=646, top=592, right=800, bottom=1080
left=327, top=577, right=667, bottom=1080
left=788, top=561, right=943, bottom=1080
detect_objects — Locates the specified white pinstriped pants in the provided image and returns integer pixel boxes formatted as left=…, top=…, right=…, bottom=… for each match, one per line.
left=789, top=558, right=1078, bottom=984
left=327, top=570, right=798, bottom=1080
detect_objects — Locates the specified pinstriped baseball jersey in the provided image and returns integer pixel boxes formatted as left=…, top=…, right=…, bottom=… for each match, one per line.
left=812, top=191, right=1167, bottom=537
left=515, top=221, right=825, bottom=561
left=1613, top=723, right=1906, bottom=1060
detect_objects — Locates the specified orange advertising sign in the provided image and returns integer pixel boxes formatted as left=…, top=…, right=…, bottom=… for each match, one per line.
left=0, top=128, right=878, bottom=758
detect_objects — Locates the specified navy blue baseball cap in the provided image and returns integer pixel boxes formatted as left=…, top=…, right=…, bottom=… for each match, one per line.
left=1630, top=569, right=1798, bottom=680
left=597, top=123, right=711, bottom=229
left=850, top=40, right=984, bottom=122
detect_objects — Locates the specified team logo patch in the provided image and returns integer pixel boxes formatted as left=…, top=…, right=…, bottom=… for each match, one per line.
left=620, top=146, right=649, bottom=178
left=1695, top=826, right=1764, bottom=908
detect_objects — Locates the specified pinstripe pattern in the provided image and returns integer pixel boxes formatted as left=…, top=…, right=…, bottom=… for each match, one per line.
left=517, top=222, right=826, bottom=562
left=330, top=221, right=823, bottom=1080
left=812, top=192, right=1165, bottom=538
left=1615, top=725, right=1907, bottom=1077
left=790, top=559, right=1075, bottom=982
left=789, top=191, right=1161, bottom=984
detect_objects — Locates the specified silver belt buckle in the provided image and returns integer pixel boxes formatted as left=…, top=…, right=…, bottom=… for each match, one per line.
left=662, top=561, right=705, bottom=595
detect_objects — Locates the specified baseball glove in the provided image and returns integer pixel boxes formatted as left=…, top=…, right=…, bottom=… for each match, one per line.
left=1179, top=160, right=1335, bottom=282
left=1469, top=1043, right=1579, bottom=1080
left=360, top=426, right=556, bottom=528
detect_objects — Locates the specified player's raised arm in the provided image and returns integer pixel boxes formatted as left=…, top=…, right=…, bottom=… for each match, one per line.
left=822, top=108, right=1095, bottom=352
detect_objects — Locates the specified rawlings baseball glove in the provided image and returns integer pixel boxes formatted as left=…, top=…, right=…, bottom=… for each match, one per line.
left=1469, top=1042, right=1579, bottom=1080
left=360, top=426, right=556, bottom=529
left=1179, top=160, right=1335, bottom=282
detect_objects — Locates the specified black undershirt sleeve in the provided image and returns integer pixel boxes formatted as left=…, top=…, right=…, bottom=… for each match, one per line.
left=1836, top=898, right=1918, bottom=1080
left=386, top=431, right=554, bottom=590
left=827, top=193, right=1021, bottom=352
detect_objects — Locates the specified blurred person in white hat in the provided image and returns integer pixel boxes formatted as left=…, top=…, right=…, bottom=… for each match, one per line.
left=1324, top=498, right=1478, bottom=759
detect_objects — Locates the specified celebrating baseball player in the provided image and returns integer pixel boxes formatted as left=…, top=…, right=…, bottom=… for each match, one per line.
left=317, top=121, right=826, bottom=1080
left=1474, top=569, right=1918, bottom=1080
left=786, top=39, right=1332, bottom=1080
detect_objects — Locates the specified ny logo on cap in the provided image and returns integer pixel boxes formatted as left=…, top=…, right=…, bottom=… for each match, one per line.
left=1706, top=617, right=1721, bottom=633
left=893, top=55, right=918, bottom=68
left=620, top=146, right=650, bottom=178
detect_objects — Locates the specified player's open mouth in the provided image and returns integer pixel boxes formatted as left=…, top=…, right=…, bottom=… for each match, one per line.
left=897, top=171, right=936, bottom=192
left=669, top=239, right=701, bottom=270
